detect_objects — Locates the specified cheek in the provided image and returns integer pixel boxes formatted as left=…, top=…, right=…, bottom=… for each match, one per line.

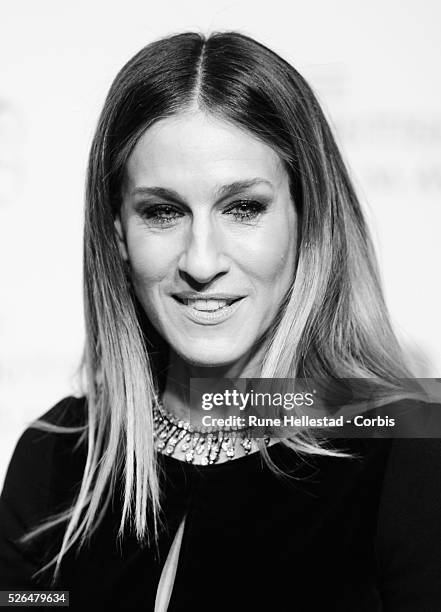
left=240, top=220, right=296, bottom=285
left=126, top=228, right=176, bottom=288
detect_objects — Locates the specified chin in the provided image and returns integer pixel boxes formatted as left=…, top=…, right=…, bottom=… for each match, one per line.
left=175, top=342, right=246, bottom=369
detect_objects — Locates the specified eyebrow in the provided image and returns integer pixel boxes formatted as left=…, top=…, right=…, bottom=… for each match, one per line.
left=129, top=178, right=274, bottom=204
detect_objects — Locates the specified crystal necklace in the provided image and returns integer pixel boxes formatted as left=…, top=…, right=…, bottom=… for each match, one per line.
left=153, top=403, right=270, bottom=465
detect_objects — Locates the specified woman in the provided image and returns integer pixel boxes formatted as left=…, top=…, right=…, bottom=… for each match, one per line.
left=1, top=31, right=440, bottom=611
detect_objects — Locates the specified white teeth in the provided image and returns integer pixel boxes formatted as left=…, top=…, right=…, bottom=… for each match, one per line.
left=186, top=299, right=229, bottom=311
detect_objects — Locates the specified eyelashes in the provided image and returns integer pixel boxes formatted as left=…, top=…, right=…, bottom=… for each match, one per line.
left=140, top=204, right=182, bottom=226
left=138, top=199, right=268, bottom=228
left=224, top=200, right=267, bottom=222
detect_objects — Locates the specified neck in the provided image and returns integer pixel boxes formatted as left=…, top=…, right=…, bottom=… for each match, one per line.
left=161, top=345, right=265, bottom=422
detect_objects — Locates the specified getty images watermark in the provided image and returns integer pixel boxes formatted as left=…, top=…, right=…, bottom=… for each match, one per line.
left=187, top=378, right=441, bottom=438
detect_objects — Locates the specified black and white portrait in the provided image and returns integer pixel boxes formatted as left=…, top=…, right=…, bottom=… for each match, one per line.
left=1, top=2, right=440, bottom=610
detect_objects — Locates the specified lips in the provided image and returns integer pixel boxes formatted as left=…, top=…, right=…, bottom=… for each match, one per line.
left=173, top=295, right=244, bottom=312
left=187, top=299, right=229, bottom=311
left=171, top=294, right=245, bottom=324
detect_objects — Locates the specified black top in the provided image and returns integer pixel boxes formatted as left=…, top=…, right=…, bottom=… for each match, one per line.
left=1, top=396, right=441, bottom=611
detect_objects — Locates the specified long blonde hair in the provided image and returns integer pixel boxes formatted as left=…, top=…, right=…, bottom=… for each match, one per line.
left=23, top=30, right=420, bottom=583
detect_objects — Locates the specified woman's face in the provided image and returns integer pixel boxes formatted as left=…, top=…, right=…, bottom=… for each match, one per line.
left=116, top=110, right=297, bottom=368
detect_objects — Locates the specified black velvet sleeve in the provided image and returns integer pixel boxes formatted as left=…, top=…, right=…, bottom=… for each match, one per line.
left=0, top=397, right=86, bottom=589
left=377, top=438, right=441, bottom=611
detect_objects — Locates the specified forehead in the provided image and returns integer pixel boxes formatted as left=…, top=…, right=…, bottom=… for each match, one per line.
left=124, top=110, right=287, bottom=194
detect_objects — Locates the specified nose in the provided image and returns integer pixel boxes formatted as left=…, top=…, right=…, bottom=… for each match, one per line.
left=178, top=214, right=230, bottom=284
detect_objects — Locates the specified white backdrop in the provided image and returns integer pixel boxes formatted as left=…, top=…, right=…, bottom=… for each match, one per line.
left=1, top=0, right=440, bottom=486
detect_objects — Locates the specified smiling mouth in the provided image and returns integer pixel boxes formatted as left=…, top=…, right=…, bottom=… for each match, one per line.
left=173, top=296, right=243, bottom=311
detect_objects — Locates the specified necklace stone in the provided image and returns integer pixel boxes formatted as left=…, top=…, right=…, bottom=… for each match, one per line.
left=153, top=404, right=270, bottom=465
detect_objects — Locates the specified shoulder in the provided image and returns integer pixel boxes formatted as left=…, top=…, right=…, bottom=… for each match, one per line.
left=5, top=396, right=87, bottom=476
left=379, top=435, right=441, bottom=523
left=37, top=394, right=87, bottom=428
left=0, top=396, right=88, bottom=588
left=373, top=400, right=441, bottom=522
left=376, top=431, right=441, bottom=606
left=1, top=396, right=88, bottom=508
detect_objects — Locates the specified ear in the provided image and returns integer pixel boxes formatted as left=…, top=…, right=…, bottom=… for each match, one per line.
left=114, top=215, right=129, bottom=262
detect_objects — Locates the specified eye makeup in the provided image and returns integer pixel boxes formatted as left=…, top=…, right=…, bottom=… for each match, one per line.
left=135, top=197, right=270, bottom=228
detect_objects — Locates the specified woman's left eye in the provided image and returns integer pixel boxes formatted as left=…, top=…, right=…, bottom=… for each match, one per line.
left=223, top=200, right=266, bottom=222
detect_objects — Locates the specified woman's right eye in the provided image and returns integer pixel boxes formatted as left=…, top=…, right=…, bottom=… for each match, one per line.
left=139, top=204, right=184, bottom=227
